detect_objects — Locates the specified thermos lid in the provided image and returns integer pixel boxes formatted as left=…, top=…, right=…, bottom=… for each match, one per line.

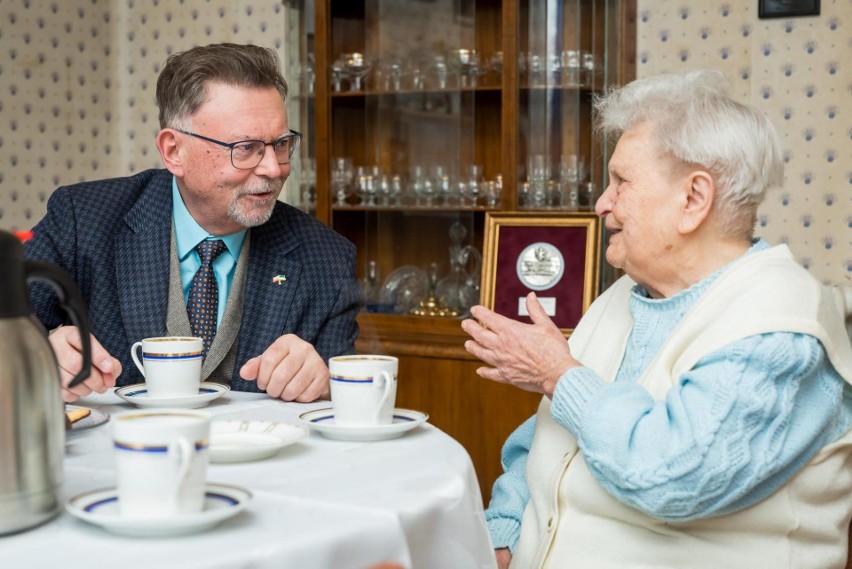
left=0, top=229, right=31, bottom=317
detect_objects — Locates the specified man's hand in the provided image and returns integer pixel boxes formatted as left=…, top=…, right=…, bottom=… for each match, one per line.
left=461, top=292, right=579, bottom=398
left=495, top=548, right=512, bottom=569
left=49, top=326, right=121, bottom=402
left=239, top=334, right=329, bottom=402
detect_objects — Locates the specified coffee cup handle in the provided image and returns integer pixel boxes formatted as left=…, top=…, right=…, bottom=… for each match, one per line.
left=169, top=436, right=195, bottom=501
left=130, top=341, right=145, bottom=377
left=372, top=370, right=395, bottom=420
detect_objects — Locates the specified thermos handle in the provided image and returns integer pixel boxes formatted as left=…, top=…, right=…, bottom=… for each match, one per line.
left=25, top=260, right=93, bottom=389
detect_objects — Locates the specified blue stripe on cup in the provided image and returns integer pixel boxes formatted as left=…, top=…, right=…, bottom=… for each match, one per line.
left=143, top=352, right=202, bottom=361
left=330, top=376, right=375, bottom=383
left=114, top=441, right=209, bottom=453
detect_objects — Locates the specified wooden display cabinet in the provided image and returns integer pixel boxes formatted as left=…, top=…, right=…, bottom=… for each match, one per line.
left=283, top=0, right=635, bottom=502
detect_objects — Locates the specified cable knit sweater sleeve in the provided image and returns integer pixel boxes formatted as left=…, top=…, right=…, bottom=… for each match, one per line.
left=550, top=332, right=850, bottom=521
left=485, top=415, right=536, bottom=551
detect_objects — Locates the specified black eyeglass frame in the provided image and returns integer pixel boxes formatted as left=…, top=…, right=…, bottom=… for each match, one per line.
left=175, top=128, right=302, bottom=170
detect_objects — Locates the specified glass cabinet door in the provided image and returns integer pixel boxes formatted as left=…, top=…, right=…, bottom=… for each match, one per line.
left=516, top=0, right=610, bottom=212
left=320, top=0, right=502, bottom=318
left=282, top=0, right=621, bottom=320
left=283, top=1, right=317, bottom=213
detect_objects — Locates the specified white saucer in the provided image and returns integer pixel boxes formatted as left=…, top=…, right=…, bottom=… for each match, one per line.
left=66, top=483, right=251, bottom=537
left=298, top=407, right=429, bottom=442
left=66, top=405, right=110, bottom=437
left=210, top=420, right=308, bottom=463
left=115, top=382, right=230, bottom=409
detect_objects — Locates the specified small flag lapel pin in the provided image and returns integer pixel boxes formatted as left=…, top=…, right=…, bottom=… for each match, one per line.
left=272, top=274, right=287, bottom=285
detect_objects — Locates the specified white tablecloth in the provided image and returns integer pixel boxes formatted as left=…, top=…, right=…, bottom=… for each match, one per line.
left=2, top=391, right=498, bottom=569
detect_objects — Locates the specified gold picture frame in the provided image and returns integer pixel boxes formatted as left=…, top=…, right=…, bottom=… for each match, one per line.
left=480, top=212, right=601, bottom=336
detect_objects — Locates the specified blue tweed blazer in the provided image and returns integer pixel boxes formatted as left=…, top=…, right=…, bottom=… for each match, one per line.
left=25, top=169, right=360, bottom=391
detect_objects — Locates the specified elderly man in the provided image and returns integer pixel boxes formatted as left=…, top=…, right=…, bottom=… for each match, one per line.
left=26, top=43, right=359, bottom=403
left=463, top=70, right=852, bottom=568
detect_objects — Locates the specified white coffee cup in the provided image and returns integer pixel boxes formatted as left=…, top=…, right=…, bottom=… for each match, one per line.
left=113, top=409, right=211, bottom=518
left=329, top=355, right=398, bottom=426
left=130, top=336, right=203, bottom=398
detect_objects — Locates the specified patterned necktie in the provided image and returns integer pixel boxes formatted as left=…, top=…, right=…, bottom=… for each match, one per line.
left=187, top=239, right=227, bottom=358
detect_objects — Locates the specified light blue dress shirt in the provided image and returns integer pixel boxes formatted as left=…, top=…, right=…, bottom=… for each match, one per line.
left=171, top=178, right=247, bottom=326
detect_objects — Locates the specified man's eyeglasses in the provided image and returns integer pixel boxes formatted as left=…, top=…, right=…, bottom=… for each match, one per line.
left=176, top=129, right=302, bottom=170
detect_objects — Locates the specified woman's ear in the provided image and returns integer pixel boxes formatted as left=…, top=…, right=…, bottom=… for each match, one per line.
left=155, top=129, right=185, bottom=177
left=678, top=170, right=715, bottom=234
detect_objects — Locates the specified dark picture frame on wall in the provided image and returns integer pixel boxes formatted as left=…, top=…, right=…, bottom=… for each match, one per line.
left=480, top=212, right=601, bottom=337
left=758, top=0, right=820, bottom=19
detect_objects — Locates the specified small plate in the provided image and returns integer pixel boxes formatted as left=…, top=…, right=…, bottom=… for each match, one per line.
left=210, top=420, right=308, bottom=463
left=298, top=408, right=428, bottom=442
left=66, top=405, right=110, bottom=437
left=66, top=483, right=251, bottom=538
left=115, top=382, right=230, bottom=409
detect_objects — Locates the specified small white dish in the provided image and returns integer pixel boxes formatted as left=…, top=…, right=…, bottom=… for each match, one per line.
left=66, top=405, right=110, bottom=437
left=66, top=483, right=251, bottom=538
left=298, top=407, right=428, bottom=442
left=210, top=420, right=308, bottom=463
left=115, top=382, right=230, bottom=409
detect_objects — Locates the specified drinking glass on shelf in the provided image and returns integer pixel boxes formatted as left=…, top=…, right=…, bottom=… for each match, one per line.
left=389, top=174, right=405, bottom=207
left=298, top=157, right=316, bottom=212
left=559, top=154, right=587, bottom=183
left=489, top=51, right=503, bottom=78
left=376, top=174, right=392, bottom=206
left=581, top=181, right=596, bottom=210
left=331, top=56, right=346, bottom=93
left=560, top=50, right=581, bottom=86
left=353, top=174, right=369, bottom=206
left=448, top=49, right=481, bottom=88
left=430, top=166, right=449, bottom=205
left=410, top=166, right=437, bottom=207
left=527, top=155, right=549, bottom=208
left=483, top=180, right=500, bottom=207
left=558, top=179, right=580, bottom=209
left=518, top=181, right=530, bottom=209
left=582, top=51, right=596, bottom=86
left=360, top=260, right=382, bottom=310
left=363, top=174, right=379, bottom=206
left=341, top=52, right=372, bottom=92
left=527, top=53, right=546, bottom=85
left=331, top=157, right=353, bottom=206
left=407, top=58, right=426, bottom=90
left=463, top=164, right=484, bottom=207
left=376, top=58, right=403, bottom=92
left=299, top=54, right=316, bottom=96
left=429, top=54, right=449, bottom=90
left=547, top=53, right=561, bottom=84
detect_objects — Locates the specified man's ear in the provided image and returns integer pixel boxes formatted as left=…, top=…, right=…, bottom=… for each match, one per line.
left=155, top=129, right=185, bottom=177
left=678, top=170, right=715, bottom=234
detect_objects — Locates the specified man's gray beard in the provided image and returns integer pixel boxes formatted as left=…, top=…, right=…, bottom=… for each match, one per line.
left=228, top=180, right=283, bottom=228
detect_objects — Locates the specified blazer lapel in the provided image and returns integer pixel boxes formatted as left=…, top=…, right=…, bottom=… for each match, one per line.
left=115, top=172, right=173, bottom=345
left=232, top=210, right=302, bottom=388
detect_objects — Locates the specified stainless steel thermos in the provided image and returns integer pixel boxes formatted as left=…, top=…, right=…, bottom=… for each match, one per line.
left=0, top=229, right=92, bottom=535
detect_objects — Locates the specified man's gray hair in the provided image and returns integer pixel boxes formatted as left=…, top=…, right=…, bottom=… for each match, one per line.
left=156, top=43, right=289, bottom=130
left=594, top=69, right=783, bottom=238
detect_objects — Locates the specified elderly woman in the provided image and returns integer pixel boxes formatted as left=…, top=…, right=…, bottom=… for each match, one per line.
left=462, top=70, right=852, bottom=569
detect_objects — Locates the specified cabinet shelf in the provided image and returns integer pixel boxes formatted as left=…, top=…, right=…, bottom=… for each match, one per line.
left=331, top=205, right=501, bottom=213
left=330, top=85, right=503, bottom=98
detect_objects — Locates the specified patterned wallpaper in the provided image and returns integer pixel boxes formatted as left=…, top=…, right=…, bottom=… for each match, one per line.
left=0, top=0, right=297, bottom=231
left=636, top=0, right=851, bottom=286
left=1, top=1, right=848, bottom=286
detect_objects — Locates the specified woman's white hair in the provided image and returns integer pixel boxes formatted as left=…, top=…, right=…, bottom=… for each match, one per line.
left=594, top=69, right=784, bottom=238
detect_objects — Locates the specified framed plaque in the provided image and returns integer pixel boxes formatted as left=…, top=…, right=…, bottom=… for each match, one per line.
left=480, top=212, right=601, bottom=336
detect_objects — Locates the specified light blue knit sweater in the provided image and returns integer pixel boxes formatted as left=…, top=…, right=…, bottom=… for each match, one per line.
left=486, top=240, right=852, bottom=552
